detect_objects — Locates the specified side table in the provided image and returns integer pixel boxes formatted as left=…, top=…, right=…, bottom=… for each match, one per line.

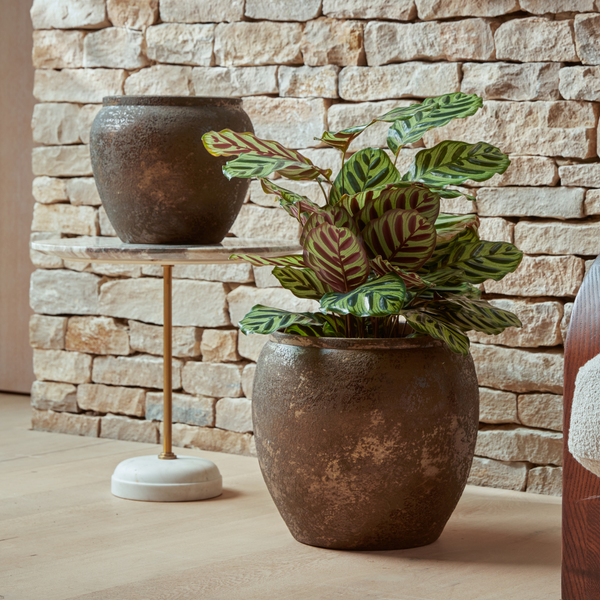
left=31, top=236, right=300, bottom=502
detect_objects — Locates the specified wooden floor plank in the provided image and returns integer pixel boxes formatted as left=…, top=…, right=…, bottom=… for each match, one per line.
left=0, top=393, right=561, bottom=600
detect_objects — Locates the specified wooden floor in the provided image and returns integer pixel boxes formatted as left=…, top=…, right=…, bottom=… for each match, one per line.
left=1, top=392, right=561, bottom=600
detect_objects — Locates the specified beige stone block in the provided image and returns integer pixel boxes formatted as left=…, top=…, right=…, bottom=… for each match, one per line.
left=559, top=66, right=600, bottom=101
left=32, top=30, right=85, bottom=69
left=242, top=363, right=256, bottom=400
left=99, top=279, right=230, bottom=327
left=485, top=255, right=584, bottom=298
left=201, top=330, right=240, bottom=363
left=32, top=177, right=68, bottom=205
left=477, top=187, right=584, bottom=220
left=278, top=66, right=339, bottom=99
left=78, top=383, right=146, bottom=417
left=32, top=146, right=92, bottom=178
left=160, top=0, right=244, bottom=23
left=228, top=286, right=319, bottom=326
left=31, top=0, right=109, bottom=29
left=192, top=66, right=278, bottom=97
left=242, top=97, right=327, bottom=150
left=417, top=0, right=518, bottom=19
left=172, top=423, right=253, bottom=456
left=562, top=302, right=574, bottom=344
left=128, top=320, right=202, bottom=358
left=324, top=0, right=416, bottom=20
left=32, top=204, right=98, bottom=236
left=34, top=349, right=93, bottom=384
left=146, top=392, right=215, bottom=426
left=468, top=456, right=527, bottom=492
left=66, top=316, right=129, bottom=356
left=560, top=164, right=600, bottom=187
left=476, top=426, right=563, bottom=465
left=495, top=17, right=577, bottom=63
left=461, top=62, right=560, bottom=101
left=31, top=381, right=78, bottom=412
left=172, top=263, right=253, bottom=283
left=469, top=299, right=563, bottom=349
left=253, top=266, right=280, bottom=288
left=586, top=258, right=596, bottom=274
left=146, top=24, right=214, bottom=66
left=302, top=18, right=365, bottom=67
left=89, top=263, right=141, bottom=278
left=527, top=466, right=562, bottom=496
left=299, top=148, right=343, bottom=181
left=466, top=156, right=558, bottom=188
left=30, top=269, right=100, bottom=315
left=216, top=397, right=253, bottom=433
left=98, top=206, right=117, bottom=237
left=521, top=0, right=595, bottom=12
left=124, top=65, right=192, bottom=96
left=438, top=195, right=476, bottom=216
left=93, top=354, right=182, bottom=389
left=365, top=19, right=495, bottom=66
left=30, top=233, right=64, bottom=270
left=339, top=63, right=461, bottom=102
left=84, top=28, right=148, bottom=69
left=215, top=22, right=302, bottom=67
left=32, top=409, right=100, bottom=438
left=238, top=333, right=269, bottom=362
left=518, top=394, right=563, bottom=432
left=586, top=189, right=600, bottom=215
left=230, top=205, right=300, bottom=242
left=100, top=414, right=159, bottom=443
left=515, top=221, right=600, bottom=256
left=63, top=260, right=91, bottom=273
left=67, top=178, right=101, bottom=206
left=182, top=362, right=243, bottom=397
left=245, top=0, right=321, bottom=20
left=423, top=101, right=597, bottom=160
left=34, top=69, right=126, bottom=104
left=78, top=104, right=102, bottom=144
left=471, top=344, right=563, bottom=394
left=30, top=314, right=67, bottom=350
left=478, top=218, right=514, bottom=244
left=479, top=387, right=518, bottom=424
left=575, top=14, right=600, bottom=65
left=107, top=0, right=158, bottom=29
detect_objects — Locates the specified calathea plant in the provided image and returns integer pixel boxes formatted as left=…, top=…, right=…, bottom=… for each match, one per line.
left=202, top=93, right=523, bottom=355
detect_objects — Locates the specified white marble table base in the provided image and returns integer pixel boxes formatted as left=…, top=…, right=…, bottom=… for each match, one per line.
left=31, top=237, right=301, bottom=501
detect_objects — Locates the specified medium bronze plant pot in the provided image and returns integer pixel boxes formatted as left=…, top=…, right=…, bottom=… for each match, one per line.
left=253, top=333, right=479, bottom=551
left=90, top=96, right=253, bottom=245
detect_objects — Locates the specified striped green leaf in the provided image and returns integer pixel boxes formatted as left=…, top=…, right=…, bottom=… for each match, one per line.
left=303, top=223, right=370, bottom=293
left=300, top=205, right=358, bottom=245
left=354, top=183, right=440, bottom=229
left=387, top=93, right=483, bottom=153
left=315, top=312, right=347, bottom=337
left=362, top=209, right=436, bottom=272
left=222, top=154, right=298, bottom=180
left=203, top=129, right=331, bottom=181
left=272, top=266, right=332, bottom=300
left=431, top=187, right=476, bottom=201
left=330, top=149, right=401, bottom=205
left=238, top=305, right=320, bottom=335
left=424, top=226, right=479, bottom=274
left=371, top=256, right=430, bottom=289
left=320, top=273, right=407, bottom=318
left=404, top=141, right=510, bottom=187
left=404, top=311, right=470, bottom=355
left=284, top=323, right=325, bottom=337
left=442, top=295, right=522, bottom=335
left=229, top=254, right=306, bottom=268
left=435, top=213, right=480, bottom=242
left=259, top=178, right=323, bottom=223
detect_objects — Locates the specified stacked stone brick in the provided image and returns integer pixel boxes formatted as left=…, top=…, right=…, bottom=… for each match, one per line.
left=30, top=0, right=600, bottom=496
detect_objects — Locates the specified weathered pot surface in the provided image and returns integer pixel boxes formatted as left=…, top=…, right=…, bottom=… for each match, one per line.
left=90, top=96, right=253, bottom=245
left=252, top=333, right=479, bottom=551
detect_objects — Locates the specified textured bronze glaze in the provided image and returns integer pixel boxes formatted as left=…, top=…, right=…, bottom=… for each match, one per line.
left=90, top=96, right=253, bottom=245
left=253, top=333, right=479, bottom=551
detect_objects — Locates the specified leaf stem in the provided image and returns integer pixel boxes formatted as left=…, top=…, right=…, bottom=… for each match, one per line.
left=317, top=179, right=328, bottom=203
left=393, top=144, right=404, bottom=168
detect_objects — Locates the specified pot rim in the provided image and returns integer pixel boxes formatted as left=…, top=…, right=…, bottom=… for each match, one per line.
left=102, top=96, right=243, bottom=107
left=270, top=332, right=444, bottom=351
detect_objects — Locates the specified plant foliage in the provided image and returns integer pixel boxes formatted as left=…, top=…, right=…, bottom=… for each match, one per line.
left=203, top=93, right=522, bottom=355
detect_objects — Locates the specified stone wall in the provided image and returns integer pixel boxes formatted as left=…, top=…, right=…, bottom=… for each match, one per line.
left=30, top=0, right=600, bottom=497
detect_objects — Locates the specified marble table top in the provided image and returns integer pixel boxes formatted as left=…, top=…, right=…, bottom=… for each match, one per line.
left=31, top=236, right=302, bottom=265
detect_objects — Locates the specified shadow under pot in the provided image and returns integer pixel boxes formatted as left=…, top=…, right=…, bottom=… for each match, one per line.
left=90, top=96, right=253, bottom=245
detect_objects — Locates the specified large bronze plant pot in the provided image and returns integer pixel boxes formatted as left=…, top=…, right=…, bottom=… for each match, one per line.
left=90, top=96, right=253, bottom=245
left=253, top=334, right=479, bottom=551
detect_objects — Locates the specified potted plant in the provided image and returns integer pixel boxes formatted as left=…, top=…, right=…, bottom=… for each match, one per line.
left=203, top=93, right=523, bottom=551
